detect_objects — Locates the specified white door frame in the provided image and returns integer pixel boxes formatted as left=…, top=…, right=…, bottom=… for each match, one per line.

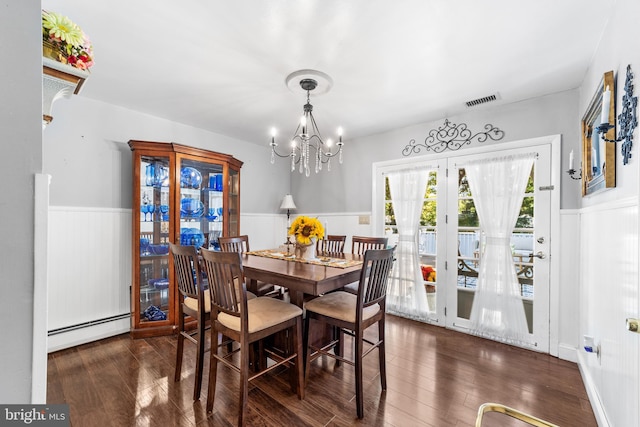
left=372, top=134, right=561, bottom=356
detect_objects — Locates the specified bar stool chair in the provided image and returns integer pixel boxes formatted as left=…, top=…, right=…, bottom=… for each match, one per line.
left=200, top=248, right=304, bottom=426
left=316, top=234, right=346, bottom=255
left=343, top=236, right=388, bottom=294
left=169, top=243, right=209, bottom=401
left=218, top=235, right=284, bottom=298
left=304, top=247, right=395, bottom=419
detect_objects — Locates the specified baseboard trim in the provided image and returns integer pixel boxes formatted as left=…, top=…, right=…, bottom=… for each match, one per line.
left=47, top=316, right=130, bottom=353
left=577, top=351, right=610, bottom=427
left=557, top=343, right=578, bottom=363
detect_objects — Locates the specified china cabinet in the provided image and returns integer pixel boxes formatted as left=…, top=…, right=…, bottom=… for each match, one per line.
left=129, top=140, right=242, bottom=338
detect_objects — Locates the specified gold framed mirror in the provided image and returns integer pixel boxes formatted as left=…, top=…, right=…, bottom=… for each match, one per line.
left=581, top=70, right=615, bottom=196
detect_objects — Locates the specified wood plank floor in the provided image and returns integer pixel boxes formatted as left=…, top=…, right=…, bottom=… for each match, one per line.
left=47, top=315, right=596, bottom=426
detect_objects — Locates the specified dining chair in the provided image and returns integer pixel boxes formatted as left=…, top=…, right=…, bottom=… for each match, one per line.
left=200, top=248, right=304, bottom=425
left=316, top=234, right=346, bottom=255
left=351, top=235, right=388, bottom=255
left=343, top=236, right=389, bottom=294
left=218, top=235, right=283, bottom=298
left=169, top=242, right=210, bottom=401
left=303, top=247, right=395, bottom=419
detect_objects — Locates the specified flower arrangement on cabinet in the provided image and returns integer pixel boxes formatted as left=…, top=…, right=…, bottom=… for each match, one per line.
left=42, top=10, right=94, bottom=70
left=288, top=216, right=324, bottom=246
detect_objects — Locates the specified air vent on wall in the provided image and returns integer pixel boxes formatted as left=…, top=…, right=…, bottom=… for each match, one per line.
left=465, top=93, right=500, bottom=107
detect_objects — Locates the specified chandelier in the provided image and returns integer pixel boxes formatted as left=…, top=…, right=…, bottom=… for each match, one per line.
left=270, top=71, right=344, bottom=177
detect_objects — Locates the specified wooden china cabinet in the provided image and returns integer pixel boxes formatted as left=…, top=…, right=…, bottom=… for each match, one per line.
left=129, top=140, right=242, bottom=338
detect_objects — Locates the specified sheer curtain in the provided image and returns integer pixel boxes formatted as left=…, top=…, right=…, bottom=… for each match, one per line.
left=386, top=169, right=430, bottom=321
left=464, top=153, right=536, bottom=346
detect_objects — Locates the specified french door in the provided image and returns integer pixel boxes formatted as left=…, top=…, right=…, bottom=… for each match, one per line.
left=445, top=144, right=552, bottom=352
left=375, top=138, right=555, bottom=353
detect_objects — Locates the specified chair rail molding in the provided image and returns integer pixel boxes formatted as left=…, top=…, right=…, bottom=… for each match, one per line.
left=42, top=57, right=89, bottom=128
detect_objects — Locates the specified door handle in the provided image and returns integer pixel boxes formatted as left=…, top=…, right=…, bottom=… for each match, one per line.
left=530, top=251, right=546, bottom=259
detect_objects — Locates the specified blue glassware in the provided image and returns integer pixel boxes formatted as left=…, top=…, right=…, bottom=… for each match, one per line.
left=145, top=164, right=154, bottom=186
left=180, top=228, right=205, bottom=248
left=180, top=198, right=204, bottom=219
left=180, top=167, right=202, bottom=189
left=140, top=204, right=150, bottom=221
left=154, top=165, right=169, bottom=187
left=159, top=204, right=169, bottom=221
left=215, top=173, right=223, bottom=191
left=140, top=237, right=150, bottom=255
left=206, top=207, right=217, bottom=221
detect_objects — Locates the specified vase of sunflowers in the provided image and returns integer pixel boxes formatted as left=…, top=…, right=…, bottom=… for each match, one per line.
left=288, top=216, right=324, bottom=260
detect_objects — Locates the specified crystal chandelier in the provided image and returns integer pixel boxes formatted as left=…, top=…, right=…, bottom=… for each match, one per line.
left=270, top=72, right=344, bottom=177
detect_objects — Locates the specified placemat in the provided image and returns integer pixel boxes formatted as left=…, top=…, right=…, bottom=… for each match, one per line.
left=247, top=250, right=363, bottom=269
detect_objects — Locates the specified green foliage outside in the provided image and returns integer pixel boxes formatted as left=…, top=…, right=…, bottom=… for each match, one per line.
left=384, top=167, right=534, bottom=229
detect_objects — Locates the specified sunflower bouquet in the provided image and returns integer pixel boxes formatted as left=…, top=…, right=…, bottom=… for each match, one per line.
left=42, top=10, right=94, bottom=70
left=288, top=216, right=324, bottom=246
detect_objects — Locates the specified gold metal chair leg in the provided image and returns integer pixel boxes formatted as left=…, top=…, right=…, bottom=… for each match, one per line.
left=475, top=403, right=560, bottom=427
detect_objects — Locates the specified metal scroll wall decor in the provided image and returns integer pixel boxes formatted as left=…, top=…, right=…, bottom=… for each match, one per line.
left=597, top=65, right=638, bottom=165
left=402, top=119, right=505, bottom=156
left=619, top=65, right=637, bottom=165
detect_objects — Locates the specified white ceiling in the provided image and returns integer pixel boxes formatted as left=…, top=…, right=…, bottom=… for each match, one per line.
left=43, top=0, right=610, bottom=145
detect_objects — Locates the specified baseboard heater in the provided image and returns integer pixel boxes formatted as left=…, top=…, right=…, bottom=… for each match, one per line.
left=48, top=313, right=131, bottom=336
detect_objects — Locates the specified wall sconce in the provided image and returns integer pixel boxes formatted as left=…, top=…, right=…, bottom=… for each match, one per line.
left=566, top=149, right=582, bottom=180
left=596, top=65, right=638, bottom=165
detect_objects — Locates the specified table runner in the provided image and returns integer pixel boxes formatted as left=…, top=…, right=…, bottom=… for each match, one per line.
left=247, top=250, right=363, bottom=269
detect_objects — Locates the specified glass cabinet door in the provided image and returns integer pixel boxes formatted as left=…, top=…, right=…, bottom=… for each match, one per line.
left=228, top=167, right=240, bottom=237
left=178, top=158, right=224, bottom=251
left=138, top=155, right=171, bottom=325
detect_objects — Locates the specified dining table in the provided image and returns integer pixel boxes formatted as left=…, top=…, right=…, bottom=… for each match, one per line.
left=241, top=249, right=365, bottom=365
left=241, top=249, right=364, bottom=307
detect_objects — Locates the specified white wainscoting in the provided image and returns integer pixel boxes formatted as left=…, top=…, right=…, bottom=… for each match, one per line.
left=579, top=197, right=639, bottom=427
left=240, top=212, right=374, bottom=251
left=558, top=210, right=580, bottom=362
left=46, top=209, right=371, bottom=352
left=48, top=206, right=131, bottom=352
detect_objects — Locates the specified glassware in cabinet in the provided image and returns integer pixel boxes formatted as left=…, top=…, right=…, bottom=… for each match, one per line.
left=129, top=140, right=243, bottom=338
left=137, top=155, right=171, bottom=332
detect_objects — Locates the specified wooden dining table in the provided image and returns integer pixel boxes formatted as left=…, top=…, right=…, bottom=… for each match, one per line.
left=241, top=250, right=364, bottom=307
left=241, top=250, right=365, bottom=365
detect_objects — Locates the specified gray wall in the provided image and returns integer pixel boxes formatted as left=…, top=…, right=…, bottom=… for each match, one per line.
left=43, top=97, right=291, bottom=213
left=0, top=1, right=42, bottom=403
left=44, top=82, right=581, bottom=216
left=293, top=89, right=581, bottom=212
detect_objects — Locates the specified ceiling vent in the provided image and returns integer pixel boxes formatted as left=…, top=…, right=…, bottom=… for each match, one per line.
left=465, top=93, right=500, bottom=108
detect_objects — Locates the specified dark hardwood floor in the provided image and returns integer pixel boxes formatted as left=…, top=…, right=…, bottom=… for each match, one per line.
left=47, top=315, right=596, bottom=426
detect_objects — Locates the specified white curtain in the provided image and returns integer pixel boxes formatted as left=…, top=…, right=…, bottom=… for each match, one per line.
left=465, top=153, right=536, bottom=346
left=387, top=169, right=430, bottom=321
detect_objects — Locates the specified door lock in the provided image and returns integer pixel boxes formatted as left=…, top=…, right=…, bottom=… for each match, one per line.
left=537, top=237, right=545, bottom=244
